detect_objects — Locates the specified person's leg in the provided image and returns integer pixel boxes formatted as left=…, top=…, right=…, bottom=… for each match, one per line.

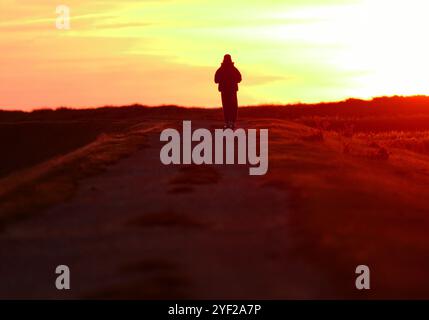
left=223, top=91, right=235, bottom=127
left=231, top=92, right=238, bottom=125
left=221, top=92, right=229, bottom=126
left=226, top=92, right=236, bottom=128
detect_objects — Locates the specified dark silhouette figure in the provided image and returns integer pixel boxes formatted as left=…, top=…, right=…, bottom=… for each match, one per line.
left=215, top=54, right=242, bottom=129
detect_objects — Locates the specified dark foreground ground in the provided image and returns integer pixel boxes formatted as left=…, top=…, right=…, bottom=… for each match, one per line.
left=1, top=96, right=429, bottom=299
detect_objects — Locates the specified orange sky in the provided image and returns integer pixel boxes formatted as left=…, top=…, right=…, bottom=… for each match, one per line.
left=2, top=0, right=429, bottom=110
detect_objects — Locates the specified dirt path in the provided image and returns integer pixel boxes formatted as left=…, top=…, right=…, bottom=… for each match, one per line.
left=0, top=120, right=335, bottom=299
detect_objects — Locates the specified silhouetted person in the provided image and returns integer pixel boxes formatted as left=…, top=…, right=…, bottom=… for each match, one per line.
left=215, top=54, right=242, bottom=129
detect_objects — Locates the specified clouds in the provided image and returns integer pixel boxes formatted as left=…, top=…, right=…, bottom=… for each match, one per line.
left=0, top=0, right=356, bottom=108
left=2, top=0, right=428, bottom=109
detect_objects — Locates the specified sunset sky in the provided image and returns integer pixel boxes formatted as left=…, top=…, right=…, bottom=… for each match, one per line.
left=1, top=0, right=429, bottom=110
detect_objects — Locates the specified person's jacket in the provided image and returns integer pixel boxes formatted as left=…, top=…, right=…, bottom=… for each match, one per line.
left=214, top=62, right=242, bottom=92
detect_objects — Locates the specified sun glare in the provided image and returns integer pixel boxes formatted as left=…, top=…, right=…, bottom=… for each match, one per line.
left=326, top=0, right=429, bottom=98
left=2, top=0, right=429, bottom=109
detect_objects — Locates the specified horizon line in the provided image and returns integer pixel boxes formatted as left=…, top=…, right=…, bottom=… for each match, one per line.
left=2, top=94, right=429, bottom=113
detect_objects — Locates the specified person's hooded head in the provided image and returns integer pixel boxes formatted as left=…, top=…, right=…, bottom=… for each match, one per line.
left=222, top=54, right=234, bottom=65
